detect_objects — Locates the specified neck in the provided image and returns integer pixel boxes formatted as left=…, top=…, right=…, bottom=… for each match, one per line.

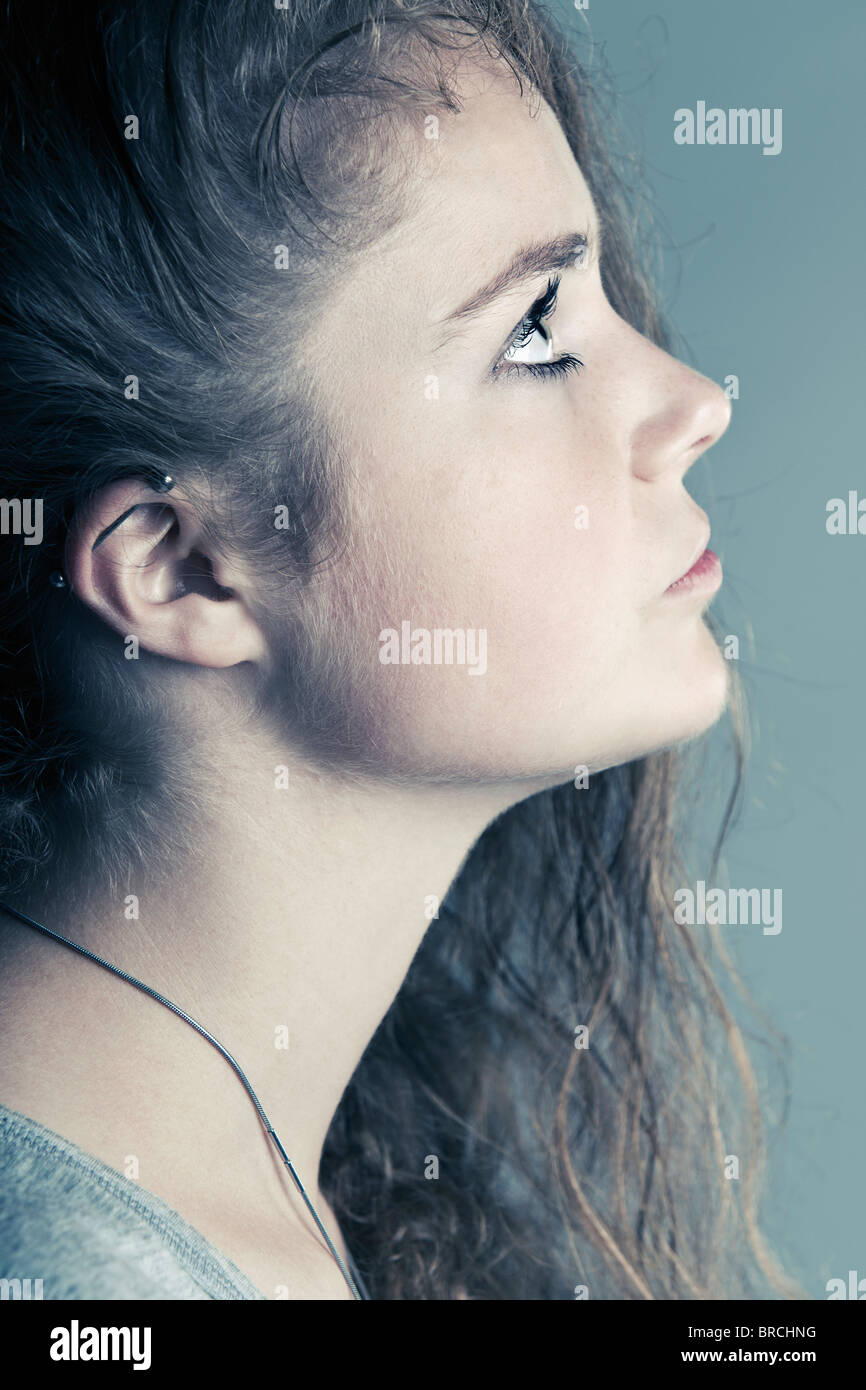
left=0, top=747, right=547, bottom=1292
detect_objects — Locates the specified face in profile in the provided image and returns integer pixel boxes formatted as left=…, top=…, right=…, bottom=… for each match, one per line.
left=284, top=61, right=732, bottom=786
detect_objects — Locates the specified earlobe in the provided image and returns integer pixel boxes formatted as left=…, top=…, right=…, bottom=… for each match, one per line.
left=63, top=476, right=269, bottom=669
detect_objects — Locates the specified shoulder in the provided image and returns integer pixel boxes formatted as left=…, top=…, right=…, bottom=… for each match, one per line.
left=0, top=1105, right=257, bottom=1300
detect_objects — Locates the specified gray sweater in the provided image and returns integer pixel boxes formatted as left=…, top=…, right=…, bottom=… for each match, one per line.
left=0, top=1102, right=300, bottom=1300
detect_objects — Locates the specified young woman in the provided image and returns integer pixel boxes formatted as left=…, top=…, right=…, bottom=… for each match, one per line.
left=0, top=0, right=795, bottom=1300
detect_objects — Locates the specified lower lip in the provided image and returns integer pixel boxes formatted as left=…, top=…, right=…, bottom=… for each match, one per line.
left=664, top=548, right=722, bottom=597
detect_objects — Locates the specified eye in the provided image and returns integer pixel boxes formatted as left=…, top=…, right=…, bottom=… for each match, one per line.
left=492, top=276, right=584, bottom=384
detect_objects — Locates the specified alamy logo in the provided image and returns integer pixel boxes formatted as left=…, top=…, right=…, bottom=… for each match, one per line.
left=0, top=497, right=43, bottom=545
left=826, top=1270, right=866, bottom=1299
left=674, top=880, right=782, bottom=935
left=379, top=622, right=487, bottom=676
left=674, top=102, right=782, bottom=156
left=50, top=1320, right=152, bottom=1372
left=826, top=492, right=866, bottom=534
left=0, top=1277, right=43, bottom=1299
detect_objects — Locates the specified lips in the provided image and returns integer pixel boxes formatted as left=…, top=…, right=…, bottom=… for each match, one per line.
left=664, top=547, right=722, bottom=597
left=668, top=522, right=712, bottom=590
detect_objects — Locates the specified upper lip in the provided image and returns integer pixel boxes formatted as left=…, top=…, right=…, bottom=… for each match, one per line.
left=668, top=520, right=711, bottom=588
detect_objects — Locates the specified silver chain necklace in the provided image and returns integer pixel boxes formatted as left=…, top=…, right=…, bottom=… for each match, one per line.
left=0, top=899, right=368, bottom=1301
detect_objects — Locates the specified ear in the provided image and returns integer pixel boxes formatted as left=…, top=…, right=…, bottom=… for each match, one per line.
left=64, top=479, right=268, bottom=667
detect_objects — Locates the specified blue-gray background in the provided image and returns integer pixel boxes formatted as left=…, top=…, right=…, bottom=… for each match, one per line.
left=550, top=0, right=864, bottom=1297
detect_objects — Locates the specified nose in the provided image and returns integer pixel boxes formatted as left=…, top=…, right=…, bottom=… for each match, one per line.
left=621, top=324, right=732, bottom=484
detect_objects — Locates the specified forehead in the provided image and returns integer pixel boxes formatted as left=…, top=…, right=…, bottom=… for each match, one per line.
left=416, top=75, right=594, bottom=256
left=317, top=68, right=598, bottom=345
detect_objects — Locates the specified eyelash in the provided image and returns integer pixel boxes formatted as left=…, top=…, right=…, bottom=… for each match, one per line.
left=492, top=276, right=584, bottom=383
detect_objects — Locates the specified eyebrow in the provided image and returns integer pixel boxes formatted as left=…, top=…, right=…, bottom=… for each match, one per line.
left=430, top=224, right=602, bottom=349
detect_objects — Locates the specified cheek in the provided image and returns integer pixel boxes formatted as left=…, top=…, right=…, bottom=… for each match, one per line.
left=456, top=492, right=639, bottom=703
left=333, top=420, right=643, bottom=773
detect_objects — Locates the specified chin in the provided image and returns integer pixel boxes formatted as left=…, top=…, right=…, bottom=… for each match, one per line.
left=653, top=640, right=732, bottom=751
left=584, top=635, right=732, bottom=772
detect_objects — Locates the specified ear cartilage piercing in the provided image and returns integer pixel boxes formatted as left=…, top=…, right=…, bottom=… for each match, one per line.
left=49, top=475, right=178, bottom=581
left=91, top=504, right=144, bottom=551
left=91, top=474, right=177, bottom=552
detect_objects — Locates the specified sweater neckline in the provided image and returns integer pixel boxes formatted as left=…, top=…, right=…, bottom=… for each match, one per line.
left=0, top=1100, right=369, bottom=1300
